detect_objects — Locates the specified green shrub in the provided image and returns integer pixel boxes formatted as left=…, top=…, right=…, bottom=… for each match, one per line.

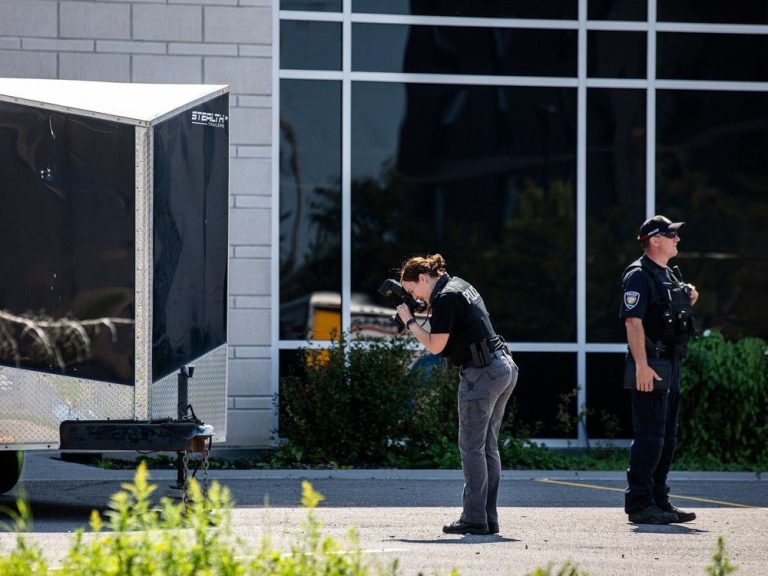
left=680, top=331, right=768, bottom=468
left=279, top=334, right=421, bottom=465
left=1, top=463, right=400, bottom=576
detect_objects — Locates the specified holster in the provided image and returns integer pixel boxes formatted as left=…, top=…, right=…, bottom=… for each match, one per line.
left=468, top=340, right=492, bottom=368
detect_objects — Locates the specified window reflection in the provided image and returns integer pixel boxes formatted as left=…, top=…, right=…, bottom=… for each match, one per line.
left=508, top=352, right=578, bottom=438
left=658, top=33, right=768, bottom=82
left=281, top=21, right=342, bottom=71
left=352, top=0, right=577, bottom=19
left=351, top=82, right=577, bottom=342
left=586, top=353, right=632, bottom=438
left=657, top=90, right=768, bottom=339
left=281, top=0, right=340, bottom=11
left=588, top=0, right=647, bottom=21
left=0, top=103, right=135, bottom=383
left=586, top=89, right=646, bottom=342
left=280, top=80, right=342, bottom=339
left=353, top=24, right=577, bottom=77
left=588, top=31, right=646, bottom=79
left=658, top=2, right=768, bottom=24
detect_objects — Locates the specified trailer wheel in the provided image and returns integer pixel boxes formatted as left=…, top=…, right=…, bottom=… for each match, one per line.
left=0, top=451, right=24, bottom=494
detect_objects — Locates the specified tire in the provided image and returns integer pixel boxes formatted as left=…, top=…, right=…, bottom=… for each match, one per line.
left=0, top=451, right=24, bottom=494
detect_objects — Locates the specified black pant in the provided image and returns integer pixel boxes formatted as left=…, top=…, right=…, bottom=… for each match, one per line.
left=624, top=360, right=681, bottom=514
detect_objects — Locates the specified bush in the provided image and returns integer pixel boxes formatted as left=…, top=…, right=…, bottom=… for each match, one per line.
left=680, top=331, right=768, bottom=469
left=1, top=463, right=400, bottom=576
left=279, top=334, right=422, bottom=465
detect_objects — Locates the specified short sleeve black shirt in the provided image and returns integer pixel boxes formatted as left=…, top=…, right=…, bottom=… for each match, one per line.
left=619, top=255, right=670, bottom=343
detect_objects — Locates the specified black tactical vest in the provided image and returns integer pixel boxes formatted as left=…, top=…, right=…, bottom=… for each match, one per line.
left=625, top=256, right=695, bottom=352
left=431, top=275, right=501, bottom=366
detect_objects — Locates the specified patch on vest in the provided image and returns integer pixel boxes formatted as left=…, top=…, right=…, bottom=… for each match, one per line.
left=623, top=291, right=640, bottom=310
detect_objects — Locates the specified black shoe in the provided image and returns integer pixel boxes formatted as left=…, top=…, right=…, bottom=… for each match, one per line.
left=628, top=505, right=678, bottom=525
left=488, top=522, right=499, bottom=534
left=661, top=505, right=696, bottom=523
left=442, top=520, right=488, bottom=535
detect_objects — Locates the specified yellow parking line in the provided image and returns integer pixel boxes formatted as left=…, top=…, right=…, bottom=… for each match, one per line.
left=535, top=478, right=760, bottom=509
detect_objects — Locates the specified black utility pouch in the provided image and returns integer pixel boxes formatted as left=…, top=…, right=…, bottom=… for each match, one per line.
left=623, top=356, right=671, bottom=390
left=468, top=340, right=492, bottom=368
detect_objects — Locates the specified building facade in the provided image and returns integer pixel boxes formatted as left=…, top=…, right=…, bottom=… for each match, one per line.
left=3, top=0, right=768, bottom=447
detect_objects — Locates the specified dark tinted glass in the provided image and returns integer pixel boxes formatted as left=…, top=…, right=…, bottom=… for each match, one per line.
left=656, top=90, right=768, bottom=339
left=281, top=21, right=342, bottom=71
left=281, top=0, right=341, bottom=11
left=351, top=82, right=577, bottom=342
left=280, top=80, right=342, bottom=340
left=658, top=33, right=768, bottom=82
left=153, top=94, right=229, bottom=381
left=507, top=352, right=578, bottom=438
left=353, top=0, right=577, bottom=18
left=588, top=31, right=646, bottom=79
left=353, top=24, right=577, bottom=77
left=586, top=353, right=632, bottom=438
left=0, top=102, right=135, bottom=384
left=586, top=89, right=646, bottom=342
left=588, top=0, right=646, bottom=21
left=659, top=1, right=768, bottom=24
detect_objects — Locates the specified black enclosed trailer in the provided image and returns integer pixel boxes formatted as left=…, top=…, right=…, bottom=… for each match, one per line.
left=0, top=78, right=229, bottom=494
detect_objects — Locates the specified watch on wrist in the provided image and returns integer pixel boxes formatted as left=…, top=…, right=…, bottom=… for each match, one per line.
left=406, top=318, right=416, bottom=330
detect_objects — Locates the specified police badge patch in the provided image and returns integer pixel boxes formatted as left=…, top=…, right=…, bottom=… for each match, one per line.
left=623, top=291, right=640, bottom=310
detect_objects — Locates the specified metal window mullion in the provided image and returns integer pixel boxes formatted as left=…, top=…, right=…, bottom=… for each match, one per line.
left=341, top=0, right=352, bottom=335
left=576, top=0, right=588, bottom=448
left=271, top=3, right=282, bottom=438
left=647, top=0, right=657, bottom=216
left=134, top=126, right=153, bottom=421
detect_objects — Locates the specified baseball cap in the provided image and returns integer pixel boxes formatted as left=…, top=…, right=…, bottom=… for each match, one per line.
left=637, top=215, right=685, bottom=241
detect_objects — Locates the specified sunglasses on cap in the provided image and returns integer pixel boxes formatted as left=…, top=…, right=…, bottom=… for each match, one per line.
left=658, top=231, right=678, bottom=238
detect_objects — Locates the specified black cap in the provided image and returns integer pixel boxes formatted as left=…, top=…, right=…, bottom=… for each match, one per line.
left=637, top=215, right=684, bottom=242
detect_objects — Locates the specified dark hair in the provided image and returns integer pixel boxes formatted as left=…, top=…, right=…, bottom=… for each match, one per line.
left=399, top=254, right=447, bottom=283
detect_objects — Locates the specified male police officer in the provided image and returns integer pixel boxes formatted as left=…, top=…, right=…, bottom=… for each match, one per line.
left=620, top=215, right=699, bottom=524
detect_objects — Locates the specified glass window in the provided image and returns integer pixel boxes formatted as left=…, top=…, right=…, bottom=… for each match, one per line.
left=588, top=31, right=646, bottom=79
left=353, top=24, right=577, bottom=77
left=508, top=352, right=578, bottom=438
left=586, top=353, right=632, bottom=439
left=588, top=0, right=647, bottom=21
left=281, top=0, right=341, bottom=12
left=280, top=80, right=342, bottom=340
left=586, top=88, right=646, bottom=343
left=659, top=2, right=768, bottom=24
left=658, top=33, right=768, bottom=82
left=656, top=90, right=768, bottom=339
left=281, top=21, right=342, bottom=71
left=353, top=0, right=577, bottom=19
left=351, top=81, right=578, bottom=342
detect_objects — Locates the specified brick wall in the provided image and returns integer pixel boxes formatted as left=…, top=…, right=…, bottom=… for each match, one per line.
left=0, top=0, right=275, bottom=447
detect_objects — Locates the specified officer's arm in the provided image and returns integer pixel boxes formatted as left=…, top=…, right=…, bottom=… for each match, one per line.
left=408, top=323, right=449, bottom=355
left=625, top=317, right=660, bottom=393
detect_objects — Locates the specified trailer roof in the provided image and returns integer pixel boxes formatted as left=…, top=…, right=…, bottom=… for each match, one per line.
left=0, top=78, right=228, bottom=126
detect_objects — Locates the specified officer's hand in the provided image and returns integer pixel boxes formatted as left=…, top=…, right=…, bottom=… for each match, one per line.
left=636, top=364, right=660, bottom=393
left=396, top=303, right=413, bottom=324
left=688, top=283, right=699, bottom=306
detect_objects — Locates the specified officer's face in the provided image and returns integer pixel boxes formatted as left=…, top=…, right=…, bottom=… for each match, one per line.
left=402, top=275, right=427, bottom=301
left=657, top=232, right=680, bottom=256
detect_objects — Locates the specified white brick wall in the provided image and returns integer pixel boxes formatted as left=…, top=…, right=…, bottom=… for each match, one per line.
left=0, top=0, right=275, bottom=448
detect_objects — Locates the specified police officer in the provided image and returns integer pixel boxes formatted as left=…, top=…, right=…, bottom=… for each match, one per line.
left=620, top=215, right=699, bottom=524
left=396, top=253, right=518, bottom=535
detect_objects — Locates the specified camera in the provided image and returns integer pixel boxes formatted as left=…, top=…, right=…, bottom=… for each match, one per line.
left=377, top=279, right=427, bottom=331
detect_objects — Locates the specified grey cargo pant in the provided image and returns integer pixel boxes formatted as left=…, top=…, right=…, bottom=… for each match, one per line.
left=458, top=349, right=518, bottom=527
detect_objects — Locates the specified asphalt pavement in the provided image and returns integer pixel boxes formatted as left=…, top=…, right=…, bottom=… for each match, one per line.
left=1, top=451, right=766, bottom=575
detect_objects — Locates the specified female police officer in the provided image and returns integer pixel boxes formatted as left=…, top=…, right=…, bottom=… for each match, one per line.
left=396, top=253, right=518, bottom=535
